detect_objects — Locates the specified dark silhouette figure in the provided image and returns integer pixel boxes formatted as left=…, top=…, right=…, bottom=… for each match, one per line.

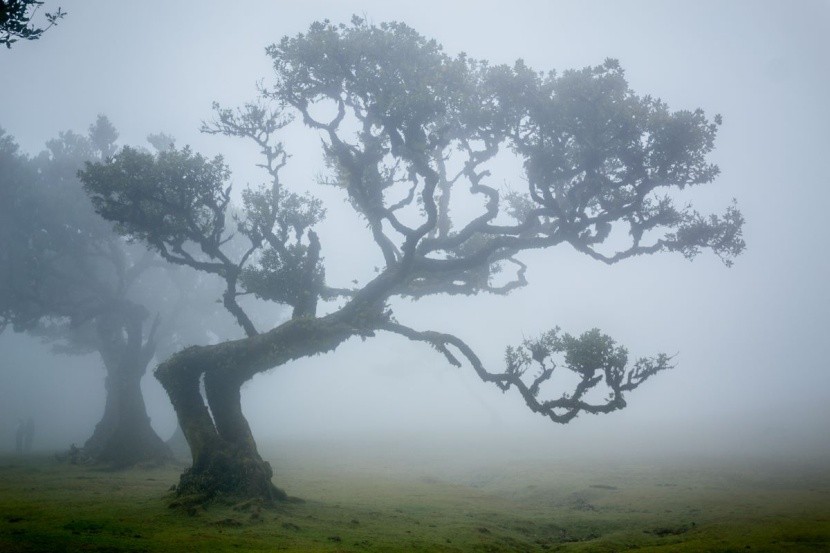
left=23, top=417, right=34, bottom=452
left=15, top=418, right=25, bottom=454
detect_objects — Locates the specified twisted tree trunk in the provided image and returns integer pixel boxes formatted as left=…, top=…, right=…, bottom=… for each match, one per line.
left=156, top=312, right=378, bottom=502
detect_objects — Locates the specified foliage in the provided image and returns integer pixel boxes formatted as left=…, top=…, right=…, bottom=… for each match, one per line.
left=502, top=328, right=672, bottom=422
left=0, top=118, right=122, bottom=337
left=0, top=0, right=64, bottom=48
left=78, top=17, right=745, bottom=498
left=0, top=121, right=241, bottom=466
left=83, top=146, right=234, bottom=258
left=1, top=117, right=238, bottom=355
left=0, top=129, right=38, bottom=332
left=82, top=16, right=745, bottom=426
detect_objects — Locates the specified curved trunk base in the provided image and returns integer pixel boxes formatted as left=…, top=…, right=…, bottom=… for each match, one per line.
left=174, top=445, right=287, bottom=503
left=81, top=416, right=172, bottom=468
left=79, top=368, right=172, bottom=468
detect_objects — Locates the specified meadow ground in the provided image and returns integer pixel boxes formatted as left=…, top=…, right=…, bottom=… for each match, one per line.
left=1, top=440, right=828, bottom=552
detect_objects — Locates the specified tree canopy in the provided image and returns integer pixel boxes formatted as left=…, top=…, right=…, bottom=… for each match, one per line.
left=1, top=117, right=129, bottom=336
left=0, top=118, right=235, bottom=466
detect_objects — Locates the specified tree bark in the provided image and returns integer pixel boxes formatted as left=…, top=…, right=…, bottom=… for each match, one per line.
left=80, top=303, right=171, bottom=467
left=157, top=356, right=283, bottom=500
left=81, top=348, right=171, bottom=467
left=156, top=311, right=379, bottom=502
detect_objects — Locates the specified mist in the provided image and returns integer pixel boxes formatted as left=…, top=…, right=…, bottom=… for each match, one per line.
left=2, top=0, right=827, bottom=466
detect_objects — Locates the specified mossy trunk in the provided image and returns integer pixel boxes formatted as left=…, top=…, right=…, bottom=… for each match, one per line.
left=176, top=439, right=284, bottom=502
left=158, top=360, right=285, bottom=501
left=156, top=313, right=379, bottom=502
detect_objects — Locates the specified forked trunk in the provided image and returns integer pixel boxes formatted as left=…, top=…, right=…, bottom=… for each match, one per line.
left=155, top=313, right=374, bottom=503
left=159, top=360, right=285, bottom=501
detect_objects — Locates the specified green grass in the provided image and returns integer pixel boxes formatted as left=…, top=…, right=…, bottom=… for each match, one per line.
left=1, top=446, right=828, bottom=552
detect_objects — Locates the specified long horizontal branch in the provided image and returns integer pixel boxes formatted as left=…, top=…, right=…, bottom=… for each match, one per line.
left=379, top=321, right=671, bottom=424
left=155, top=306, right=384, bottom=387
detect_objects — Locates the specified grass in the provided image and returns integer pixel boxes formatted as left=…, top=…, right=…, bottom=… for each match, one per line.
left=1, top=443, right=828, bottom=552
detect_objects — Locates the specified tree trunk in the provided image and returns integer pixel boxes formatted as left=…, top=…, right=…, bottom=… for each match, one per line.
left=80, top=302, right=171, bottom=467
left=82, top=353, right=170, bottom=466
left=155, top=312, right=377, bottom=502
left=158, top=352, right=285, bottom=501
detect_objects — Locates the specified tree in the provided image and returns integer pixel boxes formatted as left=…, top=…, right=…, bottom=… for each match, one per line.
left=80, top=18, right=744, bottom=502
left=0, top=118, right=223, bottom=466
left=0, top=0, right=64, bottom=48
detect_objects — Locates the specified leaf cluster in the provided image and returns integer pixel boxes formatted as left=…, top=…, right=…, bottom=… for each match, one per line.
left=502, top=327, right=672, bottom=422
left=83, top=146, right=233, bottom=258
left=263, top=18, right=744, bottom=304
left=1, top=119, right=123, bottom=334
left=0, top=0, right=64, bottom=48
left=1, top=120, right=223, bottom=361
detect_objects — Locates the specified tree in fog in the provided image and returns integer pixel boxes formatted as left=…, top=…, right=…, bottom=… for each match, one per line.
left=80, top=18, right=744, bottom=501
left=0, top=0, right=64, bottom=48
left=0, top=118, right=227, bottom=466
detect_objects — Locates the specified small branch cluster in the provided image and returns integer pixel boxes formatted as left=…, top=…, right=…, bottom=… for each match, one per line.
left=383, top=322, right=672, bottom=423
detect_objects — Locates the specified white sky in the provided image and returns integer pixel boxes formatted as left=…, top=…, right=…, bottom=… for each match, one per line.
left=1, top=0, right=828, bottom=461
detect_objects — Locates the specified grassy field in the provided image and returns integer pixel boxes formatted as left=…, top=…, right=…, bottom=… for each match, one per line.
left=1, top=442, right=828, bottom=552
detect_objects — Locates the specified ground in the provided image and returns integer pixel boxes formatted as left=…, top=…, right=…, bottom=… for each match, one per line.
left=1, top=440, right=828, bottom=552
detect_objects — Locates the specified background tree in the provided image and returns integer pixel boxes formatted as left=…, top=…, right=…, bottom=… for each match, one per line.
left=0, top=0, right=64, bottom=48
left=80, top=17, right=744, bottom=502
left=0, top=118, right=226, bottom=466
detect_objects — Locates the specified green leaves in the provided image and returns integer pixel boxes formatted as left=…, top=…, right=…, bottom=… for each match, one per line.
left=511, top=59, right=721, bottom=204
left=560, top=328, right=629, bottom=378
left=81, top=146, right=232, bottom=255
left=240, top=243, right=323, bottom=306
left=237, top=184, right=326, bottom=309
left=0, top=122, right=164, bottom=341
left=88, top=115, right=119, bottom=158
left=238, top=184, right=324, bottom=246
left=505, top=327, right=630, bottom=380
left=501, top=326, right=672, bottom=419
left=267, top=17, right=479, bottom=149
left=0, top=0, right=65, bottom=48
left=266, top=18, right=743, bottom=273
left=81, top=141, right=329, bottom=320
left=484, top=57, right=742, bottom=267
left=668, top=199, right=746, bottom=266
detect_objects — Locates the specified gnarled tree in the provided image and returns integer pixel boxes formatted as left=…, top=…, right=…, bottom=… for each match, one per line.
left=80, top=18, right=744, bottom=501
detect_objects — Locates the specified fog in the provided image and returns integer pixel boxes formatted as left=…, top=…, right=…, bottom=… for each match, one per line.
left=1, top=0, right=828, bottom=467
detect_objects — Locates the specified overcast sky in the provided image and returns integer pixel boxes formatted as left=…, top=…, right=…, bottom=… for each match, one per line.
left=1, top=0, right=828, bottom=461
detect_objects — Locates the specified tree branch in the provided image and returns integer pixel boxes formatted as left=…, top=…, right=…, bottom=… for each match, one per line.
left=380, top=322, right=673, bottom=424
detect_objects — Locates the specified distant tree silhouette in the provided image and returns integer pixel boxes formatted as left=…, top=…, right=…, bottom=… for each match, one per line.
left=0, top=119, right=232, bottom=467
left=0, top=0, right=64, bottom=48
left=80, top=17, right=744, bottom=502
